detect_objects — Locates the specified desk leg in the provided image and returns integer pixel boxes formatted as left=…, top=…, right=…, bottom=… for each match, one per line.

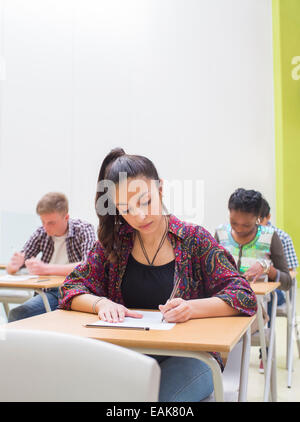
left=131, top=348, right=224, bottom=402
left=35, top=289, right=51, bottom=313
left=263, top=291, right=277, bottom=402
left=256, top=297, right=268, bottom=395
left=271, top=331, right=277, bottom=401
left=238, top=327, right=251, bottom=402
left=269, top=291, right=278, bottom=402
left=286, top=289, right=291, bottom=371
left=287, top=281, right=296, bottom=387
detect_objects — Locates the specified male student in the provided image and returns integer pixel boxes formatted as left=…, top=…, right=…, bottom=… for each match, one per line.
left=258, top=198, right=298, bottom=372
left=6, top=192, right=96, bottom=322
left=260, top=198, right=298, bottom=277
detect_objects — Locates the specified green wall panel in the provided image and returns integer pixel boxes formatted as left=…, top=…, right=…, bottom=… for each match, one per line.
left=273, top=0, right=300, bottom=267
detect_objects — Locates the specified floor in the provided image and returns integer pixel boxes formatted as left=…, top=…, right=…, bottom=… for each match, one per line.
left=247, top=289, right=300, bottom=401
left=1, top=289, right=300, bottom=402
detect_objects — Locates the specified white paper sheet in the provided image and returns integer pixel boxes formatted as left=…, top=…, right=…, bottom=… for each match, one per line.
left=85, top=310, right=175, bottom=331
left=0, top=275, right=39, bottom=282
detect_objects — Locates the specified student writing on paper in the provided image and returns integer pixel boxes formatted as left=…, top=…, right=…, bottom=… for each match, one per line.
left=7, top=192, right=96, bottom=322
left=260, top=197, right=298, bottom=281
left=214, top=189, right=291, bottom=289
left=59, top=148, right=257, bottom=402
left=259, top=197, right=298, bottom=372
left=214, top=188, right=292, bottom=372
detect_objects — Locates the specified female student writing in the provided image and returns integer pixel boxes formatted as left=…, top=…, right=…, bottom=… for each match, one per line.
left=215, top=188, right=291, bottom=289
left=215, top=188, right=292, bottom=372
left=59, top=148, right=257, bottom=402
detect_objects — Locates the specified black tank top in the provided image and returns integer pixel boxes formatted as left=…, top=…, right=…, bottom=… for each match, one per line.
left=121, top=253, right=175, bottom=309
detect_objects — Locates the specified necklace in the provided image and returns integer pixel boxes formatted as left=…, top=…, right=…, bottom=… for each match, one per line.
left=136, top=215, right=169, bottom=266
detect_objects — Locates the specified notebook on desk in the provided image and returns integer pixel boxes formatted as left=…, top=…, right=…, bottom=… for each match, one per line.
left=85, top=310, right=176, bottom=331
left=0, top=274, right=39, bottom=282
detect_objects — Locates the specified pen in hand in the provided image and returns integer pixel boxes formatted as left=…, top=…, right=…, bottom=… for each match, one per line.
left=161, top=266, right=185, bottom=322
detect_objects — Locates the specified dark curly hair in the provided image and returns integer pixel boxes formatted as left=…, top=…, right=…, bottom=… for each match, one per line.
left=228, top=188, right=263, bottom=217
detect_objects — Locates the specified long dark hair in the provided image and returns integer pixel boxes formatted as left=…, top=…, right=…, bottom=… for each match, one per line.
left=95, top=148, right=161, bottom=263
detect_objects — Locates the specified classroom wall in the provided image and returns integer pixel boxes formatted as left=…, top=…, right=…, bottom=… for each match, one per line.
left=0, top=0, right=276, bottom=262
left=272, top=0, right=300, bottom=265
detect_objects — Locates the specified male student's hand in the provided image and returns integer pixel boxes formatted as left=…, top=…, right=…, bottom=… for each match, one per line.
left=8, top=252, right=25, bottom=273
left=25, top=258, right=48, bottom=275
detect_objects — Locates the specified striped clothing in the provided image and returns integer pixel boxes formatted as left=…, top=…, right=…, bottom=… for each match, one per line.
left=215, top=223, right=274, bottom=276
left=215, top=223, right=292, bottom=291
left=21, top=218, right=96, bottom=264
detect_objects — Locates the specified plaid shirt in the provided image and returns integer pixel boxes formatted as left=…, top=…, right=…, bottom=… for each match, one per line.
left=268, top=223, right=299, bottom=269
left=21, top=218, right=96, bottom=264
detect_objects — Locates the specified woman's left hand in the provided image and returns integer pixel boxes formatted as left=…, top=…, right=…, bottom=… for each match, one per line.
left=244, top=262, right=265, bottom=283
left=159, top=298, right=192, bottom=323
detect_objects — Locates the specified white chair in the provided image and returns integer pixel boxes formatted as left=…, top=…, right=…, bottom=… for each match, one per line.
left=0, top=289, right=33, bottom=320
left=201, top=339, right=247, bottom=402
left=0, top=329, right=161, bottom=402
left=0, top=268, right=34, bottom=321
left=276, top=278, right=300, bottom=387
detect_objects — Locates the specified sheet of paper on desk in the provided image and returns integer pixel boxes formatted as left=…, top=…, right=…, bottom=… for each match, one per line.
left=86, top=310, right=176, bottom=330
left=0, top=275, right=39, bottom=282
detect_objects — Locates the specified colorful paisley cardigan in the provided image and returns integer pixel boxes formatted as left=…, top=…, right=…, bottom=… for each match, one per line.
left=59, top=214, right=257, bottom=370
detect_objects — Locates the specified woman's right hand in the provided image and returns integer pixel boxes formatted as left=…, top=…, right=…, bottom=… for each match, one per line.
left=96, top=298, right=143, bottom=323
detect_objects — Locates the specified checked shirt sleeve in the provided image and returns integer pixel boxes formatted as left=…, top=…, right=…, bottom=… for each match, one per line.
left=79, top=223, right=97, bottom=262
left=20, top=227, right=43, bottom=261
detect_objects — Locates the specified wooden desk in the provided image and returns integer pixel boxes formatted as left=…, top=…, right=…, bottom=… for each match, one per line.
left=0, top=276, right=65, bottom=312
left=251, top=281, right=280, bottom=296
left=5, top=309, right=256, bottom=402
left=250, top=281, right=280, bottom=402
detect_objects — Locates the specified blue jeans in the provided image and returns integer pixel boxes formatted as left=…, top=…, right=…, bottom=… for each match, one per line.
left=8, top=288, right=60, bottom=322
left=152, top=355, right=214, bottom=402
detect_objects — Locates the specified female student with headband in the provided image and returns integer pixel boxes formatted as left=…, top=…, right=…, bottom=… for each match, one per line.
left=59, top=148, right=257, bottom=402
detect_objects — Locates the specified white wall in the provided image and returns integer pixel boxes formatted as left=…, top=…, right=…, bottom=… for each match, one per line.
left=0, top=0, right=275, bottom=261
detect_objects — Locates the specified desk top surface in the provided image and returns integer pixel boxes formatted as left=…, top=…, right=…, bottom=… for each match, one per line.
left=4, top=309, right=256, bottom=353
left=250, top=281, right=280, bottom=296
left=0, top=275, right=65, bottom=289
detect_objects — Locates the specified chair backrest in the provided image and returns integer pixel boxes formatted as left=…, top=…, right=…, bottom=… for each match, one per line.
left=201, top=340, right=243, bottom=402
left=221, top=340, right=243, bottom=401
left=0, top=329, right=161, bottom=402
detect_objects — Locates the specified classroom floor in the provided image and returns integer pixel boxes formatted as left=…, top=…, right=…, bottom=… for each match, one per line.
left=247, top=289, right=300, bottom=402
left=1, top=290, right=300, bottom=402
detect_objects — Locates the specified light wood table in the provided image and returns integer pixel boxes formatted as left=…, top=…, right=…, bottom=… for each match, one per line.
left=250, top=281, right=280, bottom=402
left=0, top=276, right=65, bottom=313
left=4, top=309, right=256, bottom=402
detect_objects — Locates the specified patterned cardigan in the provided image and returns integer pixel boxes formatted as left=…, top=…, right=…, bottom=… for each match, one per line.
left=59, top=214, right=257, bottom=370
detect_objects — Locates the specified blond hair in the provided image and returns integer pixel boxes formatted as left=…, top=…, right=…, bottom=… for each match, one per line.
left=36, top=192, right=69, bottom=216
